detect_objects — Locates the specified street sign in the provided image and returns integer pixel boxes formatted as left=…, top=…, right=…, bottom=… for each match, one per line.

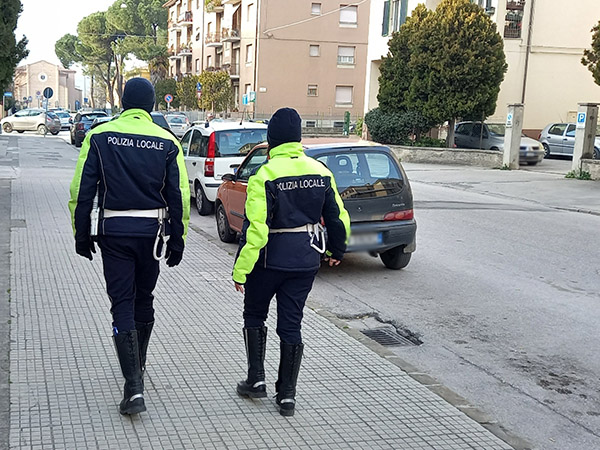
left=43, top=87, right=53, bottom=99
left=196, top=82, right=202, bottom=92
left=576, top=112, right=587, bottom=129
left=506, top=112, right=513, bottom=128
left=36, top=91, right=41, bottom=96
left=242, top=94, right=248, bottom=105
left=196, top=91, right=202, bottom=101
left=4, top=92, right=12, bottom=98
left=84, top=97, right=89, bottom=104
left=164, top=94, right=173, bottom=103
left=249, top=91, right=256, bottom=102
left=28, top=96, right=33, bottom=102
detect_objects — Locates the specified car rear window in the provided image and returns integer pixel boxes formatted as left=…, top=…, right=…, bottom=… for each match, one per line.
left=315, top=151, right=404, bottom=199
left=82, top=113, right=107, bottom=121
left=168, top=116, right=186, bottom=124
left=56, top=112, right=70, bottom=119
left=215, top=129, right=267, bottom=156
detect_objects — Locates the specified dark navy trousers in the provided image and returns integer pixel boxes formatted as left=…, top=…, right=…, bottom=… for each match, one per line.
left=243, top=266, right=318, bottom=344
left=98, top=236, right=159, bottom=332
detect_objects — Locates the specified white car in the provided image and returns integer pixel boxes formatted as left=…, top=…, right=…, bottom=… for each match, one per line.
left=181, top=121, right=268, bottom=215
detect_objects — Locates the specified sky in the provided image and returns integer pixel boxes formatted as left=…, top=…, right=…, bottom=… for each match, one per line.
left=15, top=0, right=118, bottom=88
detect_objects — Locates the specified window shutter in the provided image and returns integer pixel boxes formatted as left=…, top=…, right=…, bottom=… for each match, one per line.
left=382, top=1, right=390, bottom=36
left=400, top=0, right=408, bottom=27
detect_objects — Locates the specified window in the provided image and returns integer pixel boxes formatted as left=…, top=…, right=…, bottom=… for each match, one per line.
left=311, top=2, right=321, bottom=15
left=383, top=0, right=408, bottom=35
left=455, top=123, right=474, bottom=135
left=309, top=44, right=320, bottom=57
left=339, top=5, right=357, bottom=25
left=306, top=120, right=316, bottom=127
left=195, top=58, right=200, bottom=73
left=504, top=1, right=525, bottom=39
left=307, top=85, right=318, bottom=96
left=565, top=124, right=577, bottom=138
left=247, top=3, right=254, bottom=21
left=548, top=124, right=567, bottom=136
left=245, top=83, right=252, bottom=96
left=246, top=44, right=253, bottom=63
left=337, top=46, right=355, bottom=65
left=189, top=131, right=202, bottom=157
left=180, top=130, right=192, bottom=155
left=335, top=86, right=353, bottom=106
left=238, top=146, right=269, bottom=180
left=207, top=55, right=212, bottom=67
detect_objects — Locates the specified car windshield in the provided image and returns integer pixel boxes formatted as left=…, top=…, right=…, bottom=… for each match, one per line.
left=314, top=150, right=404, bottom=199
left=82, top=113, right=107, bottom=121
left=215, top=129, right=268, bottom=156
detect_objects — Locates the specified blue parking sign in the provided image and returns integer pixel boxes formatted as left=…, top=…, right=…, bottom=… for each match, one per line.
left=576, top=112, right=586, bottom=129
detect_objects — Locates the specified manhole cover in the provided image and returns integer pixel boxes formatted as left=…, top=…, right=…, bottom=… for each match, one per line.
left=361, top=327, right=418, bottom=347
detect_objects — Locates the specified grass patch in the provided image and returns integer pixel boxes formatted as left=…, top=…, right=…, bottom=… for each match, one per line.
left=565, top=169, right=592, bottom=180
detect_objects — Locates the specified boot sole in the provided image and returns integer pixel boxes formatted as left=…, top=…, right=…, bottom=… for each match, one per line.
left=119, top=404, right=147, bottom=415
left=236, top=387, right=267, bottom=398
left=279, top=407, right=295, bottom=417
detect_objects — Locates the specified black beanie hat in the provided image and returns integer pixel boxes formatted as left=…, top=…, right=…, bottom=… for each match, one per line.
left=267, top=107, right=302, bottom=149
left=121, top=77, right=155, bottom=113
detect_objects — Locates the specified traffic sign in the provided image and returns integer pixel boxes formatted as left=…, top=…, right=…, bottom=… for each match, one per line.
left=576, top=112, right=587, bottom=129
left=28, top=96, right=33, bottom=102
left=196, top=91, right=202, bottom=101
left=249, top=91, right=256, bottom=102
left=43, top=87, right=53, bottom=99
left=36, top=91, right=41, bottom=96
left=196, top=82, right=202, bottom=92
left=242, top=94, right=248, bottom=105
left=164, top=94, right=173, bottom=103
left=506, top=112, right=513, bottom=128
left=3, top=92, right=12, bottom=98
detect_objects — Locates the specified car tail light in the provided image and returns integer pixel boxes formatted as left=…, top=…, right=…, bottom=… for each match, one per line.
left=76, top=123, right=85, bottom=131
left=537, top=133, right=541, bottom=140
left=383, top=209, right=414, bottom=221
left=205, top=132, right=215, bottom=177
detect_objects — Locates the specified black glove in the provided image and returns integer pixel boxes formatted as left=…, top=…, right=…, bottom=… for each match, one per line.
left=75, top=237, right=96, bottom=261
left=165, top=244, right=183, bottom=267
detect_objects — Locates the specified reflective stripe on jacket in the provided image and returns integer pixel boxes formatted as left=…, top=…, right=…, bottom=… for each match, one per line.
left=232, top=142, right=350, bottom=284
left=68, top=109, right=190, bottom=250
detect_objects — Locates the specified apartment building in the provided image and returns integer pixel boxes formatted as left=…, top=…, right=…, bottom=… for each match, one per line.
left=165, top=0, right=369, bottom=122
left=365, top=0, right=600, bottom=132
left=13, top=60, right=82, bottom=110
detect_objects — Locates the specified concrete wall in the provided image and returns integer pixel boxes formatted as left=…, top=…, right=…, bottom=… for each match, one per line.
left=389, top=145, right=503, bottom=167
left=581, top=159, right=600, bottom=181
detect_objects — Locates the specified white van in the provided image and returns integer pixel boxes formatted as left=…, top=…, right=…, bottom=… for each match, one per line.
left=181, top=120, right=268, bottom=215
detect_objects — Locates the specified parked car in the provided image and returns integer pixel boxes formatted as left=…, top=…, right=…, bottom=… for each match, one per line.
left=215, top=143, right=417, bottom=270
left=53, top=110, right=73, bottom=130
left=1, top=108, right=61, bottom=135
left=166, top=114, right=190, bottom=138
left=70, top=111, right=108, bottom=147
left=538, top=123, right=600, bottom=159
left=454, top=121, right=544, bottom=165
left=182, top=121, right=268, bottom=215
left=90, top=116, right=114, bottom=130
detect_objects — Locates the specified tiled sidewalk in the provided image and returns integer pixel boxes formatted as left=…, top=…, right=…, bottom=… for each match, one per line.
left=8, top=141, right=513, bottom=448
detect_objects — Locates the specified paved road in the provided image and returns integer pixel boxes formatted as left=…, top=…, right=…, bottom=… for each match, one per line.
left=189, top=155, right=600, bottom=450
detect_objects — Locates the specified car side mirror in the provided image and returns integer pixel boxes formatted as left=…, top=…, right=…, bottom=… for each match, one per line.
left=222, top=173, right=235, bottom=182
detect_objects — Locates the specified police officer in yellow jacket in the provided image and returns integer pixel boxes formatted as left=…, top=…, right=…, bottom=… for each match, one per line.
left=68, top=78, right=190, bottom=415
left=233, top=107, right=350, bottom=416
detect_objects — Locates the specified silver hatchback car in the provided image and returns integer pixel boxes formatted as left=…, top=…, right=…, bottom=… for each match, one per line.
left=539, top=123, right=600, bottom=159
left=454, top=122, right=545, bottom=165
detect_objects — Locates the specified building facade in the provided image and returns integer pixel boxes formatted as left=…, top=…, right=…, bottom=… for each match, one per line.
left=165, top=0, right=369, bottom=123
left=13, top=60, right=82, bottom=111
left=365, top=0, right=600, bottom=133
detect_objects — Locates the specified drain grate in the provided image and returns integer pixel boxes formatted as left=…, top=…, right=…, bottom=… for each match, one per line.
left=361, top=327, right=418, bottom=347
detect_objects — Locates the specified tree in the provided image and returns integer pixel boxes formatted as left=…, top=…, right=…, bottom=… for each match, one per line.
left=176, top=74, right=202, bottom=110
left=155, top=78, right=179, bottom=109
left=197, top=70, right=234, bottom=114
left=582, top=20, right=600, bottom=86
left=409, top=0, right=507, bottom=147
left=0, top=0, right=29, bottom=95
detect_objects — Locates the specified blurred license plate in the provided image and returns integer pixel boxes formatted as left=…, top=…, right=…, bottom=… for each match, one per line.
left=348, top=232, right=382, bottom=246
left=526, top=152, right=534, bottom=157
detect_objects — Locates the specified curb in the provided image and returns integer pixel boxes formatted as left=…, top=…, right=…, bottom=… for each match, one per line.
left=307, top=301, right=533, bottom=450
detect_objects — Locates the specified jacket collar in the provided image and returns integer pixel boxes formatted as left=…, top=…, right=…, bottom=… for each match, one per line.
left=269, top=142, right=304, bottom=158
left=120, top=108, right=152, bottom=121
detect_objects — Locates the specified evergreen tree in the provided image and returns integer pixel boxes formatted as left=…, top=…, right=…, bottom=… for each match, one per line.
left=582, top=20, right=600, bottom=86
left=0, top=0, right=29, bottom=94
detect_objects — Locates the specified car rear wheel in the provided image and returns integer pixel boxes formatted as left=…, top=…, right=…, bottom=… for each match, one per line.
left=216, top=203, right=236, bottom=243
left=527, top=161, right=538, bottom=166
left=50, top=130, right=59, bottom=135
left=70, top=133, right=75, bottom=145
left=2, top=123, right=12, bottom=133
left=594, top=147, right=600, bottom=160
left=75, top=138, right=82, bottom=148
left=37, top=125, right=47, bottom=135
left=195, top=184, right=213, bottom=216
left=17, top=130, right=24, bottom=134
left=380, top=246, right=412, bottom=270
left=543, top=143, right=551, bottom=158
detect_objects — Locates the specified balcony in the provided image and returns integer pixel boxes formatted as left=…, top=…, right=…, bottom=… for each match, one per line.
left=205, top=32, right=222, bottom=47
left=178, top=43, right=193, bottom=56
left=224, top=63, right=239, bottom=78
left=205, top=0, right=224, bottom=13
left=506, top=0, right=525, bottom=11
left=178, top=10, right=193, bottom=26
left=168, top=48, right=181, bottom=60
left=223, top=0, right=240, bottom=4
left=222, top=28, right=240, bottom=42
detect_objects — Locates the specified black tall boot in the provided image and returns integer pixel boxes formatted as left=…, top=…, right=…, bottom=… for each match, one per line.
left=275, top=342, right=304, bottom=417
left=135, top=321, right=154, bottom=377
left=236, top=326, right=268, bottom=398
left=113, top=330, right=146, bottom=415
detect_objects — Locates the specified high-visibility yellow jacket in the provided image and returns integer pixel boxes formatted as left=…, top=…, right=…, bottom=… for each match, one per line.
left=68, top=109, right=190, bottom=250
left=233, top=142, right=350, bottom=284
